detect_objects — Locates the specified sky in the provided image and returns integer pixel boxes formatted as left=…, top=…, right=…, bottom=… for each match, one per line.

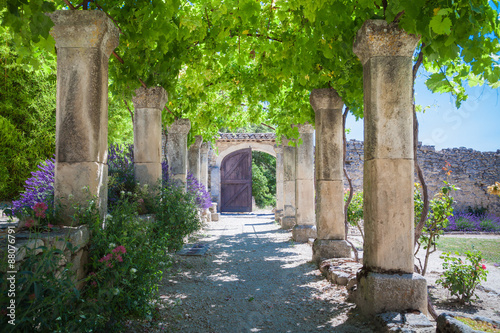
left=345, top=71, right=500, bottom=153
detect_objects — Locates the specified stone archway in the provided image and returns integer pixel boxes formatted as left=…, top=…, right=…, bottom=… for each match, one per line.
left=209, top=133, right=276, bottom=211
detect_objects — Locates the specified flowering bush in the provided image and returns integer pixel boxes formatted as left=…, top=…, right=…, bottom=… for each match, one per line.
left=107, top=144, right=135, bottom=209
left=436, top=249, right=488, bottom=304
left=187, top=172, right=212, bottom=209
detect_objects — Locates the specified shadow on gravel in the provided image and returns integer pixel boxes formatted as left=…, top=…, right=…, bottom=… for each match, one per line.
left=158, top=215, right=375, bottom=332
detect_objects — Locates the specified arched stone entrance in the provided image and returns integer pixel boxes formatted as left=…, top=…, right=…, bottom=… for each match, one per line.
left=209, top=133, right=276, bottom=211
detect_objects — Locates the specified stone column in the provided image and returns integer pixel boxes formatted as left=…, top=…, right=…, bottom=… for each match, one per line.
left=292, top=123, right=317, bottom=242
left=210, top=167, right=220, bottom=209
left=274, top=145, right=284, bottom=222
left=166, top=119, right=191, bottom=188
left=311, top=89, right=351, bottom=262
left=133, top=87, right=167, bottom=192
left=200, top=142, right=210, bottom=189
left=281, top=138, right=296, bottom=229
left=188, top=135, right=203, bottom=180
left=353, top=20, right=427, bottom=315
left=49, top=11, right=119, bottom=225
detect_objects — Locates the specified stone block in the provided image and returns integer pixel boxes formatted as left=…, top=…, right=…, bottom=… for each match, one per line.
left=363, top=158, right=414, bottom=273
left=355, top=271, right=427, bottom=316
left=211, top=213, right=219, bottom=221
left=54, top=162, right=107, bottom=225
left=15, top=239, right=44, bottom=262
left=316, top=180, right=345, bottom=239
left=281, top=216, right=296, bottom=229
left=310, top=88, right=344, bottom=111
left=68, top=226, right=90, bottom=251
left=363, top=56, right=414, bottom=161
left=292, top=224, right=317, bottom=243
left=134, top=162, right=162, bottom=190
left=134, top=108, right=162, bottom=163
left=312, top=239, right=351, bottom=263
left=295, top=179, right=315, bottom=225
left=132, top=86, right=167, bottom=109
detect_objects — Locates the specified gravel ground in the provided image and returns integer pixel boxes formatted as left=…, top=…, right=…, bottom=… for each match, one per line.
left=153, top=212, right=375, bottom=332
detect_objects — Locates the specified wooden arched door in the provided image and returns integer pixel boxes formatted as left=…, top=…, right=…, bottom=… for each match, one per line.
left=221, top=148, right=252, bottom=212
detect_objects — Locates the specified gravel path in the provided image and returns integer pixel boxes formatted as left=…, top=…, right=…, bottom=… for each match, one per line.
left=155, top=212, right=373, bottom=332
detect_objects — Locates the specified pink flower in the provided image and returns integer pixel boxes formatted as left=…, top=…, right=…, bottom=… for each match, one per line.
left=48, top=224, right=53, bottom=228
left=91, top=281, right=97, bottom=287
left=106, top=263, right=114, bottom=268
left=138, top=198, right=144, bottom=204
left=33, top=202, right=48, bottom=219
left=112, top=245, right=126, bottom=254
left=25, top=218, right=35, bottom=228
left=116, top=255, right=123, bottom=262
left=99, top=253, right=113, bottom=263
left=482, top=264, right=487, bottom=270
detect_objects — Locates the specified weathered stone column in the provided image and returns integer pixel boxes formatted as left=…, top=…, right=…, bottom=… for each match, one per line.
left=353, top=20, right=427, bottom=315
left=166, top=119, right=191, bottom=188
left=292, top=123, right=317, bottom=242
left=188, top=135, right=203, bottom=180
left=49, top=11, right=119, bottom=225
left=281, top=138, right=296, bottom=229
left=274, top=145, right=284, bottom=222
left=200, top=142, right=210, bottom=189
left=133, top=87, right=167, bottom=192
left=311, top=89, right=351, bottom=262
left=210, top=167, right=220, bottom=209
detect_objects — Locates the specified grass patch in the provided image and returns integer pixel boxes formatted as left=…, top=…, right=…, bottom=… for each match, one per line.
left=437, top=237, right=500, bottom=264
left=455, top=317, right=500, bottom=332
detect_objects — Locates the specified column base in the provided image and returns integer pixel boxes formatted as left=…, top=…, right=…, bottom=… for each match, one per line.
left=292, top=225, right=317, bottom=242
left=312, top=239, right=351, bottom=263
left=281, top=216, right=296, bottom=229
left=354, top=270, right=428, bottom=316
left=274, top=209, right=283, bottom=222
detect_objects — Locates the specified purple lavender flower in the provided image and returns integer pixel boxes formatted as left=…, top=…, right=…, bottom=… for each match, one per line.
left=186, top=172, right=211, bottom=209
left=12, top=157, right=55, bottom=215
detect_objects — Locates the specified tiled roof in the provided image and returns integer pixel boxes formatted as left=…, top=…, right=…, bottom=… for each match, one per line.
left=218, top=133, right=276, bottom=141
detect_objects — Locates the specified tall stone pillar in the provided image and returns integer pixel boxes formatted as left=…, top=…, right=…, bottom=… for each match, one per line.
left=353, top=20, right=427, bottom=315
left=133, top=87, right=167, bottom=192
left=292, top=123, right=317, bottom=242
left=311, top=89, right=351, bottom=262
left=200, top=142, right=210, bottom=189
left=210, top=167, right=220, bottom=209
left=281, top=138, right=296, bottom=229
left=166, top=119, right=191, bottom=188
left=274, top=145, right=284, bottom=222
left=49, top=11, right=119, bottom=225
left=188, top=135, right=203, bottom=180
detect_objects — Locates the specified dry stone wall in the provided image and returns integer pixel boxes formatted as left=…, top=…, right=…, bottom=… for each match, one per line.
left=344, top=139, right=500, bottom=214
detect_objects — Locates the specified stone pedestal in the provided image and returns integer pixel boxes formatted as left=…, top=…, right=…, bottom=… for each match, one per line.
left=274, top=145, right=284, bottom=222
left=353, top=19, right=426, bottom=315
left=281, top=138, right=296, bottom=229
left=292, top=123, right=317, bottom=242
left=166, top=119, right=191, bottom=188
left=311, top=88, right=351, bottom=262
left=133, top=86, right=167, bottom=193
left=49, top=10, right=119, bottom=225
left=188, top=135, right=203, bottom=180
left=200, top=142, right=210, bottom=189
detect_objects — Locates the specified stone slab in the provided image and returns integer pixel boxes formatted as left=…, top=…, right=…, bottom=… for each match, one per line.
left=281, top=216, right=296, bottom=229
left=211, top=213, right=219, bottom=221
left=312, top=239, right=351, bottom=263
left=316, top=180, right=345, bottom=239
left=292, top=224, right=317, bottom=243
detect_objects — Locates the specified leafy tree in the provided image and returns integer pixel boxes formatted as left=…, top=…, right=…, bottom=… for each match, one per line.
left=0, top=29, right=56, bottom=200
left=251, top=151, right=276, bottom=208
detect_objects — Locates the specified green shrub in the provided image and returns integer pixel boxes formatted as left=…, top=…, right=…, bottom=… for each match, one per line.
left=436, top=249, right=488, bottom=304
left=251, top=151, right=276, bottom=208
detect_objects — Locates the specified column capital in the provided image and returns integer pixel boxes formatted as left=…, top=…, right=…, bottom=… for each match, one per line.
left=297, top=122, right=314, bottom=134
left=200, top=141, right=210, bottom=154
left=48, top=10, right=119, bottom=56
left=282, top=137, right=295, bottom=147
left=191, top=135, right=203, bottom=149
left=132, top=86, right=168, bottom=110
left=273, top=144, right=283, bottom=154
left=167, top=118, right=191, bottom=134
left=353, top=20, right=420, bottom=65
left=310, top=88, right=343, bottom=111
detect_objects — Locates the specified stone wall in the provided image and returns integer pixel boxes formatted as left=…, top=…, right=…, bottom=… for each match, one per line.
left=6, top=226, right=90, bottom=289
left=345, top=140, right=500, bottom=214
